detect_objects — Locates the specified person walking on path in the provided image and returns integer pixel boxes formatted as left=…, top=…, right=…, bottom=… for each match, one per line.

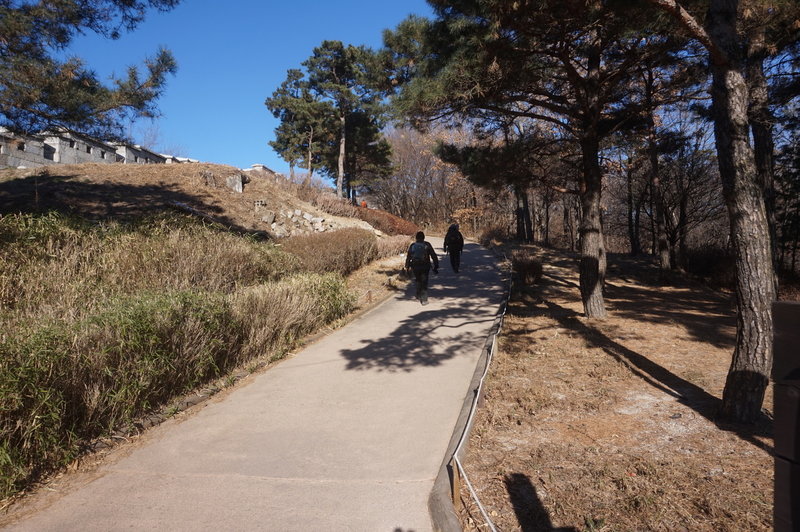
left=443, top=223, right=464, bottom=273
left=405, top=231, right=439, bottom=305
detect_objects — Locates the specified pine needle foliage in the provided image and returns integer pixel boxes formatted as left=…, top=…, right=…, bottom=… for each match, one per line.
left=0, top=0, right=179, bottom=139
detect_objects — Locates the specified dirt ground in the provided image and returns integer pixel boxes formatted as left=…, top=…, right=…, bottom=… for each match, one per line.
left=457, top=246, right=774, bottom=532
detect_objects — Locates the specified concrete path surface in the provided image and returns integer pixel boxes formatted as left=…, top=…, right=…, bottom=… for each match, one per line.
left=3, top=237, right=506, bottom=532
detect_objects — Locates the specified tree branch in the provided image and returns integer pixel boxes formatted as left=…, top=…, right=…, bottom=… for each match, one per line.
left=646, top=0, right=729, bottom=65
left=480, top=103, right=573, bottom=133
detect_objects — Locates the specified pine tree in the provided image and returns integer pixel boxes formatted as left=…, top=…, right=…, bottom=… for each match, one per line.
left=0, top=0, right=179, bottom=139
left=267, top=41, right=391, bottom=198
left=644, top=0, right=797, bottom=424
left=265, top=69, right=334, bottom=182
left=384, top=1, right=667, bottom=318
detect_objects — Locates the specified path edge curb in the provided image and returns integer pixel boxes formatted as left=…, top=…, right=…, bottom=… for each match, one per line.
left=428, top=255, right=511, bottom=531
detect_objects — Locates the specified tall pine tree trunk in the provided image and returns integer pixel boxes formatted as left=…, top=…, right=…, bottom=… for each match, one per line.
left=792, top=229, right=799, bottom=272
left=651, top=159, right=670, bottom=271
left=634, top=200, right=643, bottom=255
left=544, top=198, right=551, bottom=246
left=649, top=188, right=657, bottom=255
left=627, top=165, right=642, bottom=256
left=563, top=196, right=576, bottom=251
left=579, top=133, right=607, bottom=319
left=576, top=25, right=607, bottom=319
left=645, top=68, right=671, bottom=272
left=305, top=126, right=314, bottom=186
left=515, top=186, right=533, bottom=242
left=708, top=0, right=775, bottom=423
left=677, top=173, right=689, bottom=271
left=746, top=25, right=778, bottom=289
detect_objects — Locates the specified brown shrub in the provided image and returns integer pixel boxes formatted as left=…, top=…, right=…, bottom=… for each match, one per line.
left=0, top=291, right=243, bottom=497
left=479, top=224, right=511, bottom=248
left=232, top=273, right=355, bottom=361
left=355, top=206, right=419, bottom=236
left=0, top=210, right=300, bottom=314
left=511, top=249, right=543, bottom=285
left=292, top=184, right=358, bottom=218
left=281, top=228, right=378, bottom=276
left=376, top=235, right=412, bottom=259
left=1, top=273, right=355, bottom=498
left=0, top=213, right=299, bottom=324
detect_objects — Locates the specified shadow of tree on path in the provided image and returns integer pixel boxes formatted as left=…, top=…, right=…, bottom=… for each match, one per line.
left=340, top=242, right=507, bottom=372
left=505, top=473, right=578, bottom=532
left=339, top=305, right=495, bottom=372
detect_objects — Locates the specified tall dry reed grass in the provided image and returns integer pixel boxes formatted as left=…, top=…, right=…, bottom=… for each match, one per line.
left=0, top=212, right=355, bottom=498
left=376, top=235, right=412, bottom=258
left=280, top=227, right=378, bottom=276
left=0, top=213, right=299, bottom=323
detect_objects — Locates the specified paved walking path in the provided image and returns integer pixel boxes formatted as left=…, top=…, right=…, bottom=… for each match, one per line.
left=4, top=237, right=506, bottom=532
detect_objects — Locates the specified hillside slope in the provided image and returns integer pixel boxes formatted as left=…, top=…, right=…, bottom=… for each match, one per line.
left=0, top=163, right=375, bottom=238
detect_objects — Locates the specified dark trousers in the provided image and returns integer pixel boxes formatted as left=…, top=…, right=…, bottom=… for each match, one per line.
left=449, top=250, right=461, bottom=272
left=411, top=266, right=430, bottom=302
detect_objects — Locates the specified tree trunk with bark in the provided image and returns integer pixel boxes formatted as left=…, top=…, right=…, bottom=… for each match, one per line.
left=649, top=188, right=657, bottom=255
left=707, top=0, right=775, bottom=423
left=626, top=165, right=642, bottom=256
left=337, top=113, right=346, bottom=198
left=576, top=28, right=607, bottom=319
left=305, top=126, right=314, bottom=186
left=579, top=134, right=607, bottom=319
left=515, top=186, right=533, bottom=242
left=651, top=161, right=671, bottom=271
left=677, top=174, right=689, bottom=271
left=544, top=197, right=551, bottom=246
left=645, top=69, right=671, bottom=272
left=746, top=25, right=778, bottom=289
left=563, top=196, right=575, bottom=251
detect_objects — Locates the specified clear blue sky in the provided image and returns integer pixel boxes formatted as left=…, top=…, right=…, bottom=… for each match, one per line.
left=66, top=1, right=434, bottom=173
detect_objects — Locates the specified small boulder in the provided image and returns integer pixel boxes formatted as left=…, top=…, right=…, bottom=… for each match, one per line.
left=261, top=211, right=276, bottom=224
left=226, top=174, right=244, bottom=193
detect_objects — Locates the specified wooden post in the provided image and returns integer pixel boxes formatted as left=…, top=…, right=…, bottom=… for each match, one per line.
left=449, top=458, right=462, bottom=511
left=773, top=302, right=800, bottom=532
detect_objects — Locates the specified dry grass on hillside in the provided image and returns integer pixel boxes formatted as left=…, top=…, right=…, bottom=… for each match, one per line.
left=0, top=163, right=339, bottom=234
left=458, top=247, right=773, bottom=531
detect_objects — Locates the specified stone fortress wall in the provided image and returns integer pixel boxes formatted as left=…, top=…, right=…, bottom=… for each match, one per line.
left=0, top=127, right=187, bottom=169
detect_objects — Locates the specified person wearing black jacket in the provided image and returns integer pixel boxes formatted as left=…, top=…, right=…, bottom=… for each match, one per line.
left=443, top=223, right=464, bottom=273
left=405, top=231, right=439, bottom=305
